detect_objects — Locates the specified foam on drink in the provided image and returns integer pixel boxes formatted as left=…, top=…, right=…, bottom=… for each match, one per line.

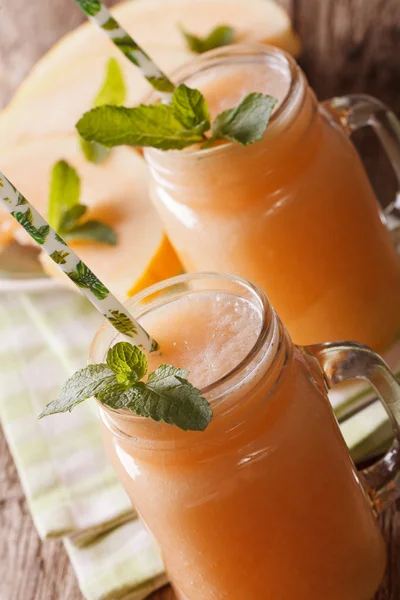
left=141, top=291, right=263, bottom=390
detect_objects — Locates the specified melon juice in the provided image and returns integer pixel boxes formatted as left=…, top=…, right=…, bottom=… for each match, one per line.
left=94, top=274, right=387, bottom=600
left=144, top=46, right=400, bottom=352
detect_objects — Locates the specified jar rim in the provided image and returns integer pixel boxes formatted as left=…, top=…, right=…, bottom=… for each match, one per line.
left=144, top=43, right=303, bottom=161
left=93, top=273, right=290, bottom=449
left=89, top=272, right=274, bottom=398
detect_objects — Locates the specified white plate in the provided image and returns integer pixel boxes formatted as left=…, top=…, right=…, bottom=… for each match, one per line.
left=0, top=276, right=59, bottom=293
left=0, top=242, right=60, bottom=293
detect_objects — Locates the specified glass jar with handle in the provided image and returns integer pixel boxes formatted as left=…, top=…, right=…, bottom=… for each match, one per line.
left=143, top=46, right=400, bottom=353
left=92, top=273, right=400, bottom=600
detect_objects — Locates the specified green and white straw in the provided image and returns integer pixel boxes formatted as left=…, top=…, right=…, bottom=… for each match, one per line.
left=0, top=171, right=158, bottom=352
left=75, top=0, right=175, bottom=100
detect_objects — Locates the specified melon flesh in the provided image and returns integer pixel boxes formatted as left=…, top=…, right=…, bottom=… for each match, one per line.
left=0, top=136, right=164, bottom=300
left=0, top=46, right=188, bottom=148
left=0, top=0, right=300, bottom=147
left=12, top=0, right=300, bottom=105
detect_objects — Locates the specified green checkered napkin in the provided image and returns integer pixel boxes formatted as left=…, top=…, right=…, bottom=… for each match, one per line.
left=65, top=520, right=166, bottom=600
left=0, top=288, right=165, bottom=599
left=0, top=286, right=397, bottom=599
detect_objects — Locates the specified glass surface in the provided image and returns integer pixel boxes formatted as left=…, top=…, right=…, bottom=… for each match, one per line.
left=91, top=273, right=389, bottom=600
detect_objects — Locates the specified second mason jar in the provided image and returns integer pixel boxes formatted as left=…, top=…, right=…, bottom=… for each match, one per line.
left=93, top=273, right=400, bottom=600
left=144, top=45, right=400, bottom=353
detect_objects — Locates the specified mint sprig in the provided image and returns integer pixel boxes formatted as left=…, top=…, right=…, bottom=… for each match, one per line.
left=180, top=24, right=235, bottom=54
left=39, top=341, right=212, bottom=431
left=77, top=85, right=210, bottom=151
left=209, top=93, right=278, bottom=146
left=80, top=57, right=127, bottom=163
left=77, top=84, right=277, bottom=151
left=48, top=160, right=117, bottom=245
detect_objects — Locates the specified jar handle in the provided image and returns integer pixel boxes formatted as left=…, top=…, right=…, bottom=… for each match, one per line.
left=322, top=94, right=400, bottom=245
left=305, top=341, right=400, bottom=513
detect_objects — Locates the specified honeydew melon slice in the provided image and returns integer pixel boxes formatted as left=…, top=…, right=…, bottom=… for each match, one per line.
left=0, top=0, right=300, bottom=147
left=11, top=0, right=300, bottom=107
left=0, top=46, right=188, bottom=148
left=0, top=136, right=182, bottom=299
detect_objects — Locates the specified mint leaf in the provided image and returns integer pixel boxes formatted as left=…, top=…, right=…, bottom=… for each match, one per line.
left=80, top=58, right=126, bottom=164
left=125, top=378, right=212, bottom=431
left=63, top=221, right=117, bottom=246
left=94, top=58, right=127, bottom=108
left=147, top=364, right=189, bottom=388
left=59, top=204, right=87, bottom=232
left=96, top=379, right=131, bottom=407
left=118, top=363, right=211, bottom=431
left=48, top=160, right=80, bottom=230
left=80, top=138, right=110, bottom=164
left=48, top=160, right=117, bottom=244
left=77, top=104, right=207, bottom=150
left=38, top=365, right=115, bottom=418
left=106, top=341, right=148, bottom=384
left=76, top=87, right=277, bottom=151
left=211, top=93, right=278, bottom=146
left=172, top=84, right=210, bottom=131
left=39, top=342, right=212, bottom=431
left=181, top=24, right=235, bottom=54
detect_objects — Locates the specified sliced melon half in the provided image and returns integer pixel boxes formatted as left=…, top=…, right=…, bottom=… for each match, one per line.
left=11, top=0, right=300, bottom=106
left=0, top=0, right=300, bottom=147
left=0, top=136, right=182, bottom=299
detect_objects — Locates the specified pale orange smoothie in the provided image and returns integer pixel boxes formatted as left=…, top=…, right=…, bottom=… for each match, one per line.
left=97, top=276, right=386, bottom=600
left=144, top=46, right=400, bottom=352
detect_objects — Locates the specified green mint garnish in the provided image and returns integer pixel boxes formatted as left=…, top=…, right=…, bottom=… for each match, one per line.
left=77, top=85, right=209, bottom=151
left=48, top=160, right=80, bottom=231
left=94, top=57, right=127, bottom=107
left=209, top=93, right=278, bottom=146
left=48, top=160, right=117, bottom=246
left=80, top=139, right=110, bottom=164
left=39, top=341, right=212, bottom=431
left=106, top=342, right=148, bottom=384
left=180, top=24, right=235, bottom=54
left=171, top=84, right=210, bottom=131
left=77, top=84, right=277, bottom=151
left=80, top=57, right=127, bottom=163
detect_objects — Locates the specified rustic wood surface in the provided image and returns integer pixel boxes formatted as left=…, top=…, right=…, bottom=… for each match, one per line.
left=1, top=0, right=400, bottom=599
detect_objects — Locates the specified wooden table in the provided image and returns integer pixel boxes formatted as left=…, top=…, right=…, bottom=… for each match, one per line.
left=1, top=0, right=400, bottom=598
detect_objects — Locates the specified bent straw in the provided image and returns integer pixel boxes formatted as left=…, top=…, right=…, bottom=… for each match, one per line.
left=0, top=171, right=158, bottom=352
left=75, top=0, right=175, bottom=100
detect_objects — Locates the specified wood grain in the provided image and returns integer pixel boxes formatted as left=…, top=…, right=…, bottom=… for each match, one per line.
left=279, top=0, right=400, bottom=209
left=1, top=0, right=400, bottom=599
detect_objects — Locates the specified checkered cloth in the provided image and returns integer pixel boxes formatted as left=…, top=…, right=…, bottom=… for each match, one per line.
left=0, top=286, right=397, bottom=599
left=0, top=288, right=165, bottom=599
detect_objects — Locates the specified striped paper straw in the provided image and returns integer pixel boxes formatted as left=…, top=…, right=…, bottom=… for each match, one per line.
left=0, top=171, right=158, bottom=352
left=75, top=0, right=175, bottom=100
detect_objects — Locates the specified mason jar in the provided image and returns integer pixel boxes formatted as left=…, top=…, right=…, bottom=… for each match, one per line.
left=91, top=272, right=400, bottom=600
left=143, top=46, right=400, bottom=353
